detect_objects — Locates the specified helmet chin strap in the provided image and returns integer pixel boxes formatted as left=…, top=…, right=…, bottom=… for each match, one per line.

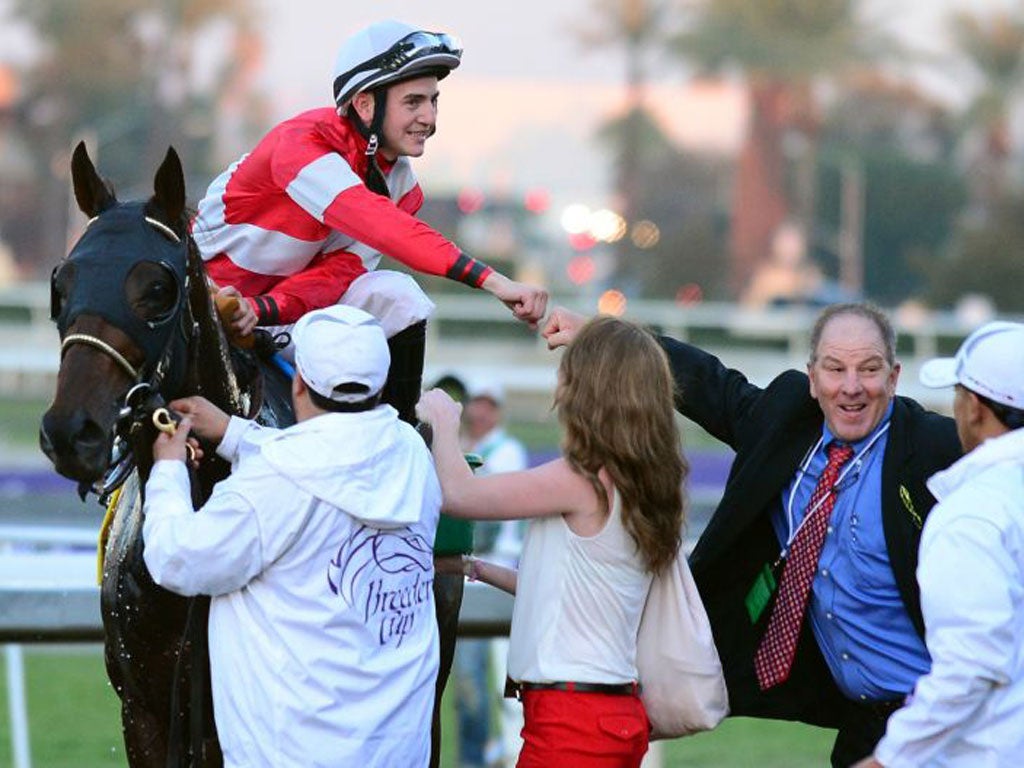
left=347, top=90, right=391, bottom=197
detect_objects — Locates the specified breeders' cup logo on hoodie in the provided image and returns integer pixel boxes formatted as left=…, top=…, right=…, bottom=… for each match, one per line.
left=328, top=525, right=434, bottom=648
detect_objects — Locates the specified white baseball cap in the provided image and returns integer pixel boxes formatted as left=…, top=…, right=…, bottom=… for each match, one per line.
left=467, top=376, right=505, bottom=406
left=919, top=321, right=1024, bottom=409
left=292, top=306, right=390, bottom=403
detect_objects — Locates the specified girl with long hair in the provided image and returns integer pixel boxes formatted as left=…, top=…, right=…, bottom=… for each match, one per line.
left=416, top=315, right=688, bottom=767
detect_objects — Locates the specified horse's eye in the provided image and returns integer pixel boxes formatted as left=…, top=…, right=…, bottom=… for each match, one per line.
left=126, top=262, right=178, bottom=323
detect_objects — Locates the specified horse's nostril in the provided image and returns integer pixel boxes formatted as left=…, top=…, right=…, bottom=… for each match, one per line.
left=40, top=407, right=112, bottom=482
left=74, top=418, right=108, bottom=451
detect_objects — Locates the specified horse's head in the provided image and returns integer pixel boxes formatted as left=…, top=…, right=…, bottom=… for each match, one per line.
left=40, top=142, right=194, bottom=486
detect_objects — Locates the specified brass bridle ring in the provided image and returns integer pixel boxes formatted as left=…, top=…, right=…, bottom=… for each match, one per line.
left=152, top=408, right=196, bottom=463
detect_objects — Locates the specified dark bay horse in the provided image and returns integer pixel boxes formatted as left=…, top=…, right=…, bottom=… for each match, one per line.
left=40, top=142, right=270, bottom=767
left=39, top=143, right=461, bottom=767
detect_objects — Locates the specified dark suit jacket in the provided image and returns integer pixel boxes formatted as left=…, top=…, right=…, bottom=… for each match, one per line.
left=660, top=336, right=961, bottom=728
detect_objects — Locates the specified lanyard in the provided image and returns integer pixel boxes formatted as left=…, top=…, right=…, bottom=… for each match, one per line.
left=780, top=421, right=891, bottom=557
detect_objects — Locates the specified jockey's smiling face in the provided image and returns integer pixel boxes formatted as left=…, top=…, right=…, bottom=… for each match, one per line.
left=370, top=76, right=440, bottom=162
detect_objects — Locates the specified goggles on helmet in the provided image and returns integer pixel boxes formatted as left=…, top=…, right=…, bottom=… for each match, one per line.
left=334, top=30, right=463, bottom=100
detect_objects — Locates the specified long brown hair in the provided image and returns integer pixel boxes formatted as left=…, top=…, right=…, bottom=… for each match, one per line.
left=556, top=316, right=686, bottom=573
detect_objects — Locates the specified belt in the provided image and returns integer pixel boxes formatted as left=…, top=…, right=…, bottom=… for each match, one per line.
left=854, top=697, right=905, bottom=719
left=504, top=678, right=641, bottom=699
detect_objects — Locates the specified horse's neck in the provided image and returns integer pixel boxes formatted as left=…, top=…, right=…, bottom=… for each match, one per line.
left=183, top=261, right=248, bottom=418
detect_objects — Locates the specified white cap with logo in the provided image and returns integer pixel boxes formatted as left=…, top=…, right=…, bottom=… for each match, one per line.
left=919, top=321, right=1024, bottom=409
left=292, top=305, right=390, bottom=404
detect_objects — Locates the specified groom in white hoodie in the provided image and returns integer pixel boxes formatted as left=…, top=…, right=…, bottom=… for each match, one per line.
left=857, top=321, right=1024, bottom=768
left=144, top=305, right=442, bottom=768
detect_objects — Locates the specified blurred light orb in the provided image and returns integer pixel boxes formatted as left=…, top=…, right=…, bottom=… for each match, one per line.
left=524, top=188, right=551, bottom=214
left=597, top=289, right=627, bottom=316
left=561, top=203, right=592, bottom=234
left=568, top=232, right=597, bottom=251
left=676, top=283, right=703, bottom=305
left=631, top=220, right=660, bottom=249
left=457, top=187, right=485, bottom=214
left=589, top=208, right=627, bottom=243
left=566, top=255, right=596, bottom=285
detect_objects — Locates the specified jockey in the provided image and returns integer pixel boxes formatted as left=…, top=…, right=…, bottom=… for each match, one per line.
left=192, top=19, right=548, bottom=424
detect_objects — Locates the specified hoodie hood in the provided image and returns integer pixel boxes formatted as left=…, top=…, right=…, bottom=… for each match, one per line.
left=927, top=427, right=1024, bottom=501
left=259, top=407, right=439, bottom=527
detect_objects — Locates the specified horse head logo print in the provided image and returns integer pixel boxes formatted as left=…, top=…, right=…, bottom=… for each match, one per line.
left=328, top=525, right=435, bottom=648
left=327, top=525, right=433, bottom=605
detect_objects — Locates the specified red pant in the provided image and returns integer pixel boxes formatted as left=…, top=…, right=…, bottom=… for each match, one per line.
left=516, top=689, right=649, bottom=768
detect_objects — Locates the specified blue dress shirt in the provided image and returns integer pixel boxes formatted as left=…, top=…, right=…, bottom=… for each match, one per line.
left=771, top=404, right=931, bottom=702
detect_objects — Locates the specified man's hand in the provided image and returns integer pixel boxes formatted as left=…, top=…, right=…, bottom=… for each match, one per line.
left=851, top=758, right=884, bottom=768
left=541, top=306, right=588, bottom=349
left=153, top=416, right=194, bottom=464
left=169, top=396, right=230, bottom=444
left=481, top=272, right=548, bottom=329
left=214, top=285, right=258, bottom=339
left=415, top=388, right=462, bottom=431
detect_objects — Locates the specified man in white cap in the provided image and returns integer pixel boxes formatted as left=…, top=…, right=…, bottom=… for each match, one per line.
left=857, top=321, right=1024, bottom=767
left=142, top=305, right=442, bottom=768
left=452, top=376, right=528, bottom=768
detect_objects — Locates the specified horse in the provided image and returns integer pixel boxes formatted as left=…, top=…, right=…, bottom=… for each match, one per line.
left=39, top=143, right=463, bottom=766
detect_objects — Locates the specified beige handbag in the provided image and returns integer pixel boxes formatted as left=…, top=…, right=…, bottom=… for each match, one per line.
left=636, top=547, right=730, bottom=739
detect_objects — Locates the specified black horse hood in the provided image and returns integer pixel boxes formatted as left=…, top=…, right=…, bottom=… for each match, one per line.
left=56, top=202, right=190, bottom=374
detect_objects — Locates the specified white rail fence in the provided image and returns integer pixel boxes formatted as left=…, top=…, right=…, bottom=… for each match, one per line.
left=0, top=279, right=1014, bottom=412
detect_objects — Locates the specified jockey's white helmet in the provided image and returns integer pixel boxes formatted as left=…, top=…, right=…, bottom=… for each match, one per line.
left=332, top=20, right=462, bottom=112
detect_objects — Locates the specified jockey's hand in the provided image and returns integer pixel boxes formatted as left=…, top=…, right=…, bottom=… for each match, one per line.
left=153, top=416, right=193, bottom=464
left=481, top=272, right=548, bottom=329
left=170, top=397, right=230, bottom=444
left=214, top=285, right=258, bottom=339
left=541, top=306, right=589, bottom=349
left=415, top=388, right=462, bottom=433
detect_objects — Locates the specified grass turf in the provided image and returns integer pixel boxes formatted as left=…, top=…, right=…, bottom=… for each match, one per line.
left=0, top=647, right=836, bottom=767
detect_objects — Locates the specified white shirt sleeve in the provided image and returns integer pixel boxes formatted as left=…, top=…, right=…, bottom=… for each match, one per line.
left=874, top=513, right=1015, bottom=767
left=142, top=459, right=265, bottom=597
left=216, top=416, right=265, bottom=466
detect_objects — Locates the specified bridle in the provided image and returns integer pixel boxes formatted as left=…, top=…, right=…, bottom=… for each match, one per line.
left=61, top=333, right=140, bottom=382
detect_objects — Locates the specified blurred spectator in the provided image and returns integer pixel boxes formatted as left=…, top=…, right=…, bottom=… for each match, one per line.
left=453, top=377, right=528, bottom=768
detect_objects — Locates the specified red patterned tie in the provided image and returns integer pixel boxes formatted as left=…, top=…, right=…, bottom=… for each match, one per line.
left=754, top=442, right=855, bottom=690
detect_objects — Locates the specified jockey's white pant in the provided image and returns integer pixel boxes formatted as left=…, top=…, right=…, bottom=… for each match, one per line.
left=270, top=270, right=435, bottom=361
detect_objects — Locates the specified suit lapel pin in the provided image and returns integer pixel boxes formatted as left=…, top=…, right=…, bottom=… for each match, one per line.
left=899, top=485, right=922, bottom=529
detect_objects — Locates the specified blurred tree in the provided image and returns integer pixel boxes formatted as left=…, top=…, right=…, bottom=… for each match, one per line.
left=948, top=8, right=1024, bottom=219
left=816, top=146, right=965, bottom=305
left=816, top=74, right=965, bottom=305
left=596, top=106, right=730, bottom=300
left=6, top=0, right=258, bottom=275
left=927, top=191, right=1024, bottom=313
left=671, top=0, right=886, bottom=297
left=573, top=0, right=674, bottom=289
left=574, top=0, right=671, bottom=206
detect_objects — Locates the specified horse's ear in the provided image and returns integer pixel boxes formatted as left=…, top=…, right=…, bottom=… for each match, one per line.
left=152, top=146, right=186, bottom=227
left=71, top=141, right=116, bottom=217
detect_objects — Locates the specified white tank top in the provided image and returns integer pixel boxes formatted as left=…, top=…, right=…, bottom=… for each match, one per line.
left=507, top=488, right=653, bottom=684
